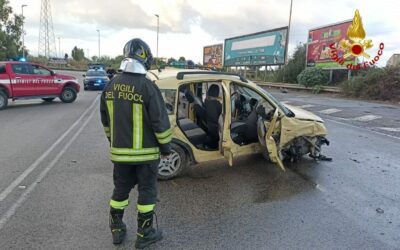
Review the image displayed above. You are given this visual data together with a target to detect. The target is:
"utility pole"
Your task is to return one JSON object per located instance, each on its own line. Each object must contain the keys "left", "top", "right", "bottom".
{"left": 285, "top": 0, "right": 293, "bottom": 65}
{"left": 155, "top": 14, "right": 159, "bottom": 58}
{"left": 96, "top": 29, "right": 100, "bottom": 60}
{"left": 21, "top": 4, "right": 27, "bottom": 58}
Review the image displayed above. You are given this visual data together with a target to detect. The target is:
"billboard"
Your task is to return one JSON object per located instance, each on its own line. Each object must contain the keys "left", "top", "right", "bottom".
{"left": 307, "top": 20, "right": 355, "bottom": 68}
{"left": 203, "top": 44, "right": 223, "bottom": 69}
{"left": 224, "top": 27, "right": 288, "bottom": 67}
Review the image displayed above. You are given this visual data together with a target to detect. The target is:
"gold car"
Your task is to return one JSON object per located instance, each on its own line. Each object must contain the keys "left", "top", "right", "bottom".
{"left": 150, "top": 69, "right": 329, "bottom": 180}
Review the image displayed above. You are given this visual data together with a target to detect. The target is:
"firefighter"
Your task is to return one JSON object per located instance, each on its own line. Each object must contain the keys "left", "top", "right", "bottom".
{"left": 100, "top": 38, "right": 171, "bottom": 249}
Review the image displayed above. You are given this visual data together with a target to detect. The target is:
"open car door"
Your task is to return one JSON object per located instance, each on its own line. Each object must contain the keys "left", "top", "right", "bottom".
{"left": 257, "top": 108, "right": 285, "bottom": 171}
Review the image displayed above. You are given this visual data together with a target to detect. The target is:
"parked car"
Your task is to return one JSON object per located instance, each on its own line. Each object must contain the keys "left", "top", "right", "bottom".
{"left": 83, "top": 69, "right": 109, "bottom": 90}
{"left": 146, "top": 69, "right": 330, "bottom": 180}
{"left": 0, "top": 61, "right": 80, "bottom": 110}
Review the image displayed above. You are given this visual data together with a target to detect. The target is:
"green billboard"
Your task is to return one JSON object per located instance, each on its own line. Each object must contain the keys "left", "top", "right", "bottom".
{"left": 224, "top": 27, "right": 288, "bottom": 66}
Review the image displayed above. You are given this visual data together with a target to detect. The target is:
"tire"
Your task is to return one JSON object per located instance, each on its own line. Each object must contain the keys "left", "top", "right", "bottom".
{"left": 157, "top": 143, "right": 188, "bottom": 180}
{"left": 0, "top": 91, "right": 8, "bottom": 110}
{"left": 42, "top": 97, "right": 55, "bottom": 102}
{"left": 60, "top": 87, "right": 77, "bottom": 103}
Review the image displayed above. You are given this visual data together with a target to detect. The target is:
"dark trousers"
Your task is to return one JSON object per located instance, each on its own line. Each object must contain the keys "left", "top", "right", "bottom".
{"left": 112, "top": 161, "right": 159, "bottom": 205}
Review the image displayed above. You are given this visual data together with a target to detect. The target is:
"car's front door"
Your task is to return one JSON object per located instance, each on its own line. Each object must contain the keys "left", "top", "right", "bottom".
{"left": 222, "top": 81, "right": 285, "bottom": 170}
{"left": 31, "top": 64, "right": 57, "bottom": 95}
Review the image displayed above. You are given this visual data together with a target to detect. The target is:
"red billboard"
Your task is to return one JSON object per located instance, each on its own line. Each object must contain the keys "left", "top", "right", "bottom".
{"left": 307, "top": 20, "right": 355, "bottom": 68}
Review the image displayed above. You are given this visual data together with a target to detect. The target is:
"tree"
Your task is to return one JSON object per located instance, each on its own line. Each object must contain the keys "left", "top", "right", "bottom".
{"left": 71, "top": 46, "right": 85, "bottom": 61}
{"left": 167, "top": 57, "right": 176, "bottom": 65}
{"left": 274, "top": 43, "right": 306, "bottom": 83}
{"left": 0, "top": 0, "right": 24, "bottom": 60}
{"left": 178, "top": 56, "right": 186, "bottom": 62}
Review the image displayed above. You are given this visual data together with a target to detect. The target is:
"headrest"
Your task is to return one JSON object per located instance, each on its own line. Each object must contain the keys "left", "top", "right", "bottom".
{"left": 207, "top": 84, "right": 219, "bottom": 97}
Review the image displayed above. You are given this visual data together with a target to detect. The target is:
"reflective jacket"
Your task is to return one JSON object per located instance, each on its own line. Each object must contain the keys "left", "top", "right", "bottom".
{"left": 100, "top": 72, "right": 171, "bottom": 164}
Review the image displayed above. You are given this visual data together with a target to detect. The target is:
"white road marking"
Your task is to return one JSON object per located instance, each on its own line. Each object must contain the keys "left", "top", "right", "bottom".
{"left": 0, "top": 96, "right": 100, "bottom": 203}
{"left": 0, "top": 99, "right": 99, "bottom": 230}
{"left": 319, "top": 108, "right": 341, "bottom": 114}
{"left": 325, "top": 118, "right": 400, "bottom": 140}
{"left": 376, "top": 127, "right": 400, "bottom": 132}
{"left": 299, "top": 104, "right": 315, "bottom": 108}
{"left": 353, "top": 115, "right": 382, "bottom": 122}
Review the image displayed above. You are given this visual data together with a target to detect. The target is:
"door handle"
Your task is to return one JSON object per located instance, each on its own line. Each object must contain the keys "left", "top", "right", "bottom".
{"left": 15, "top": 77, "right": 21, "bottom": 79}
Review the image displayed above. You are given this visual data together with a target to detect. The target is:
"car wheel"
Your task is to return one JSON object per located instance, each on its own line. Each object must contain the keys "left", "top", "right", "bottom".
{"left": 42, "top": 97, "right": 55, "bottom": 102}
{"left": 0, "top": 91, "right": 8, "bottom": 110}
{"left": 158, "top": 143, "right": 187, "bottom": 180}
{"left": 60, "top": 87, "right": 77, "bottom": 103}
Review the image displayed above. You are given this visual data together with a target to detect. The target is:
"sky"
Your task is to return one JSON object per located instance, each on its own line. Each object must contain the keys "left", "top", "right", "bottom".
{"left": 9, "top": 0, "right": 400, "bottom": 66}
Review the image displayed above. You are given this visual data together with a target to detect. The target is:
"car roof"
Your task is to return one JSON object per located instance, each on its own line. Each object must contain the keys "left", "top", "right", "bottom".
{"left": 148, "top": 68, "right": 257, "bottom": 89}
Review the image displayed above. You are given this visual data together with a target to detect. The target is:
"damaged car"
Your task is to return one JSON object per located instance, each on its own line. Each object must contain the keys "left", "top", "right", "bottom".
{"left": 148, "top": 70, "right": 330, "bottom": 180}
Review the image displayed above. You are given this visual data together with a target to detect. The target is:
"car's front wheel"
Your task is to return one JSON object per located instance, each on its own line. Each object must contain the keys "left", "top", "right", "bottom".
{"left": 158, "top": 143, "right": 187, "bottom": 180}
{"left": 60, "top": 87, "right": 77, "bottom": 103}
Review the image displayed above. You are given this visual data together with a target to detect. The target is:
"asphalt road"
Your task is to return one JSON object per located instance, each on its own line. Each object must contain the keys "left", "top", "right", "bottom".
{"left": 0, "top": 73, "right": 399, "bottom": 249}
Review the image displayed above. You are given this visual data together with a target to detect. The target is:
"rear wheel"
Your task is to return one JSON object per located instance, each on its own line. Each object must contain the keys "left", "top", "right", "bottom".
{"left": 158, "top": 143, "right": 188, "bottom": 180}
{"left": 42, "top": 97, "right": 55, "bottom": 102}
{"left": 0, "top": 91, "right": 8, "bottom": 110}
{"left": 60, "top": 87, "right": 77, "bottom": 103}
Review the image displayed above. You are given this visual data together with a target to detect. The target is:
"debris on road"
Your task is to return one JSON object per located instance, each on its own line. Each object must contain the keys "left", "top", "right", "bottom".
{"left": 18, "top": 185, "right": 26, "bottom": 190}
{"left": 376, "top": 208, "right": 384, "bottom": 214}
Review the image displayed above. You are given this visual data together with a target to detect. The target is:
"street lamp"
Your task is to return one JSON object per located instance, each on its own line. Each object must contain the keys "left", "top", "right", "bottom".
{"left": 96, "top": 29, "right": 100, "bottom": 60}
{"left": 21, "top": 4, "right": 27, "bottom": 58}
{"left": 58, "top": 37, "right": 61, "bottom": 58}
{"left": 154, "top": 14, "right": 159, "bottom": 58}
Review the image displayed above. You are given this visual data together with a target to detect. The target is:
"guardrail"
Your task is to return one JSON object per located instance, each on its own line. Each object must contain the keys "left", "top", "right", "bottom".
{"left": 254, "top": 81, "right": 341, "bottom": 93}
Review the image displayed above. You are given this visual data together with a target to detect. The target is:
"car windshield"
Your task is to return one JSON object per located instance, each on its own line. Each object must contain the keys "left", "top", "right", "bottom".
{"left": 87, "top": 71, "right": 106, "bottom": 76}
{"left": 252, "top": 83, "right": 294, "bottom": 117}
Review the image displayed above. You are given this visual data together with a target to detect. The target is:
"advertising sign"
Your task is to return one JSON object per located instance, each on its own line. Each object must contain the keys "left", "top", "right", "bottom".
{"left": 224, "top": 27, "right": 288, "bottom": 66}
{"left": 203, "top": 44, "right": 223, "bottom": 69}
{"left": 307, "top": 20, "right": 354, "bottom": 68}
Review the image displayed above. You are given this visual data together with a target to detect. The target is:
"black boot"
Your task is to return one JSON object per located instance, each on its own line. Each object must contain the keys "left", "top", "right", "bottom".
{"left": 135, "top": 211, "right": 163, "bottom": 249}
{"left": 109, "top": 208, "right": 126, "bottom": 245}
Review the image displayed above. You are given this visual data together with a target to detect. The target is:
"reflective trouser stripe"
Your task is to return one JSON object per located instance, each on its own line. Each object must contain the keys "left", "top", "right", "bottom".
{"left": 133, "top": 103, "right": 143, "bottom": 149}
{"left": 110, "top": 153, "right": 160, "bottom": 162}
{"left": 110, "top": 199, "right": 129, "bottom": 210}
{"left": 106, "top": 101, "right": 114, "bottom": 143}
{"left": 157, "top": 135, "right": 172, "bottom": 144}
{"left": 104, "top": 127, "right": 110, "bottom": 137}
{"left": 137, "top": 204, "right": 155, "bottom": 213}
{"left": 110, "top": 147, "right": 159, "bottom": 155}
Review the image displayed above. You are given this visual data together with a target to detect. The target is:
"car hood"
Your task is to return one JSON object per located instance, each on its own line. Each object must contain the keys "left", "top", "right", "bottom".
{"left": 284, "top": 104, "right": 323, "bottom": 122}
{"left": 85, "top": 76, "right": 109, "bottom": 80}
{"left": 54, "top": 73, "right": 76, "bottom": 80}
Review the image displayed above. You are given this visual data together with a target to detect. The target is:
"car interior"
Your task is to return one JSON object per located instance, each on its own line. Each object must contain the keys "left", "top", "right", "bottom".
{"left": 177, "top": 81, "right": 223, "bottom": 151}
{"left": 175, "top": 81, "right": 277, "bottom": 152}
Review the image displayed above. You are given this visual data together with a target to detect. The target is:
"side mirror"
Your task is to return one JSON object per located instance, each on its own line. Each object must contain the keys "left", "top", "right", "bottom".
{"left": 50, "top": 70, "right": 55, "bottom": 76}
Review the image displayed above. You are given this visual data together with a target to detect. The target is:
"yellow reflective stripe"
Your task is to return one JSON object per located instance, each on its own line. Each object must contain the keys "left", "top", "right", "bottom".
{"left": 155, "top": 128, "right": 172, "bottom": 139}
{"left": 157, "top": 135, "right": 172, "bottom": 144}
{"left": 133, "top": 103, "right": 143, "bottom": 149}
{"left": 110, "top": 199, "right": 129, "bottom": 210}
{"left": 111, "top": 147, "right": 159, "bottom": 155}
{"left": 137, "top": 204, "right": 155, "bottom": 213}
{"left": 110, "top": 153, "right": 160, "bottom": 162}
{"left": 106, "top": 101, "right": 114, "bottom": 144}
{"left": 104, "top": 127, "right": 110, "bottom": 132}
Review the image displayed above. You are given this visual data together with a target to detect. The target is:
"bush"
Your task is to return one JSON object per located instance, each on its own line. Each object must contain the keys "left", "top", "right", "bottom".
{"left": 297, "top": 68, "right": 329, "bottom": 87}
{"left": 340, "top": 67, "right": 400, "bottom": 101}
